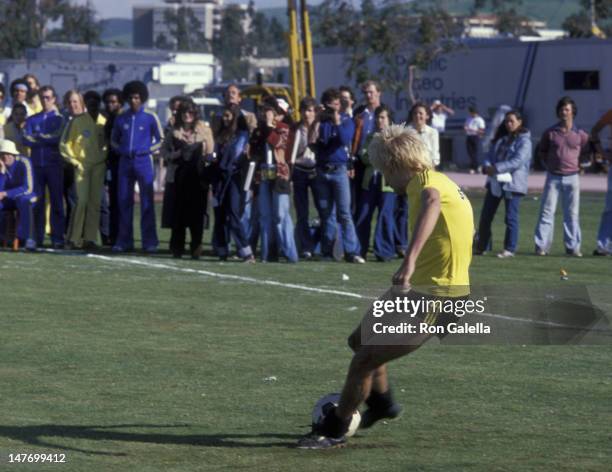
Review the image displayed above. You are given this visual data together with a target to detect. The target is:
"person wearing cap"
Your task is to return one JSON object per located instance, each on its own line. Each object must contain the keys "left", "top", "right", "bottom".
{"left": 0, "top": 139, "right": 37, "bottom": 250}
{"left": 110, "top": 80, "right": 164, "bottom": 253}
{"left": 23, "top": 85, "right": 66, "bottom": 248}
{"left": 59, "top": 91, "right": 107, "bottom": 250}
{"left": 249, "top": 96, "right": 298, "bottom": 263}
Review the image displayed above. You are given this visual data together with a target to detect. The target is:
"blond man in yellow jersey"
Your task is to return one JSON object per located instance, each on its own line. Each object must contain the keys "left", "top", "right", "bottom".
{"left": 60, "top": 91, "right": 107, "bottom": 249}
{"left": 298, "top": 125, "right": 474, "bottom": 449}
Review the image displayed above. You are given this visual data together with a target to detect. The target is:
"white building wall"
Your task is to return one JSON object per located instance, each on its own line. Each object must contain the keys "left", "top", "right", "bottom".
{"left": 314, "top": 39, "right": 612, "bottom": 166}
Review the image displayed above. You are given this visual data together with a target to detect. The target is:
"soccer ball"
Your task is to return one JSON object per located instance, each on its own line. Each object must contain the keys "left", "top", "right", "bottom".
{"left": 312, "top": 393, "right": 361, "bottom": 437}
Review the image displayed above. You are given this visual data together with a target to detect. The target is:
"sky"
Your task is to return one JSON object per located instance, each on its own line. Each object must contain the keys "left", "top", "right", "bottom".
{"left": 81, "top": 0, "right": 323, "bottom": 20}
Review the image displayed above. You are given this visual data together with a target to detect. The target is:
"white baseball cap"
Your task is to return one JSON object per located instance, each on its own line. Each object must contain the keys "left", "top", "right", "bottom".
{"left": 276, "top": 98, "right": 290, "bottom": 114}
{"left": 0, "top": 139, "right": 19, "bottom": 155}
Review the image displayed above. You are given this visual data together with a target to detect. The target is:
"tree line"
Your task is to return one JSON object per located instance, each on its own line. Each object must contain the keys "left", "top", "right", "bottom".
{"left": 0, "top": 0, "right": 609, "bottom": 85}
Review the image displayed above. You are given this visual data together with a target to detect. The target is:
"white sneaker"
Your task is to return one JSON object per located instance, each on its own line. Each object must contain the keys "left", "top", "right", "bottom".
{"left": 497, "top": 250, "right": 514, "bottom": 258}
{"left": 350, "top": 255, "right": 366, "bottom": 264}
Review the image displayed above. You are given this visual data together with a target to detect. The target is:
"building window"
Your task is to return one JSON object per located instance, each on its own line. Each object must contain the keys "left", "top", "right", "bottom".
{"left": 564, "top": 70, "right": 600, "bottom": 90}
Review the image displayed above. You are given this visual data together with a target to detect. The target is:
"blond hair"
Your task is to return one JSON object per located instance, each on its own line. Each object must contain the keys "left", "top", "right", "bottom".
{"left": 368, "top": 124, "right": 433, "bottom": 175}
{"left": 63, "top": 89, "right": 85, "bottom": 115}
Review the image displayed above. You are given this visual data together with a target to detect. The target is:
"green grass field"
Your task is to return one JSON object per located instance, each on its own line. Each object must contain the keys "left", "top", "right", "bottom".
{"left": 1, "top": 190, "right": 611, "bottom": 471}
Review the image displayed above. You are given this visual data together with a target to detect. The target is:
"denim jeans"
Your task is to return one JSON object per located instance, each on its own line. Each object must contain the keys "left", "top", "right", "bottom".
{"left": 257, "top": 180, "right": 298, "bottom": 262}
{"left": 596, "top": 170, "right": 612, "bottom": 252}
{"left": 312, "top": 165, "right": 360, "bottom": 257}
{"left": 273, "top": 192, "right": 298, "bottom": 262}
{"left": 534, "top": 173, "right": 581, "bottom": 252}
{"left": 213, "top": 173, "right": 252, "bottom": 258}
{"left": 354, "top": 175, "right": 396, "bottom": 259}
{"left": 477, "top": 189, "right": 522, "bottom": 253}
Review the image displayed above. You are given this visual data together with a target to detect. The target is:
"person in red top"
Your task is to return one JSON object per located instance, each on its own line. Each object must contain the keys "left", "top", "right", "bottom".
{"left": 534, "top": 96, "right": 589, "bottom": 257}
{"left": 591, "top": 109, "right": 612, "bottom": 255}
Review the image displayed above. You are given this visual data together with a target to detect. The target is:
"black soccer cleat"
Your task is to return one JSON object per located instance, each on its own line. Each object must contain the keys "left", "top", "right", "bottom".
{"left": 296, "top": 433, "right": 347, "bottom": 450}
{"left": 359, "top": 403, "right": 403, "bottom": 429}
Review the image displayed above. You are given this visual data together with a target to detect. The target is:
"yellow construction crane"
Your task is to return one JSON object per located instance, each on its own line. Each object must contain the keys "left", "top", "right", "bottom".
{"left": 287, "top": 0, "right": 316, "bottom": 120}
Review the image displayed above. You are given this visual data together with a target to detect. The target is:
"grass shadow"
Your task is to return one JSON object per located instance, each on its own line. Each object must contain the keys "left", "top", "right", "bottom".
{"left": 0, "top": 423, "right": 301, "bottom": 456}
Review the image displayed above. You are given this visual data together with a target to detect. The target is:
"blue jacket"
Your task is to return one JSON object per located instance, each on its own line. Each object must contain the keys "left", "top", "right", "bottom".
{"left": 23, "top": 110, "right": 65, "bottom": 167}
{"left": 316, "top": 113, "right": 355, "bottom": 166}
{"left": 218, "top": 131, "right": 249, "bottom": 174}
{"left": 484, "top": 130, "right": 532, "bottom": 195}
{"left": 110, "top": 107, "right": 164, "bottom": 158}
{"left": 0, "top": 156, "right": 36, "bottom": 201}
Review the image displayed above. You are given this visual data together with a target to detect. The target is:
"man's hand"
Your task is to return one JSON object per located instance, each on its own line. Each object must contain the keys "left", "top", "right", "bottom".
{"left": 392, "top": 258, "right": 415, "bottom": 293}
{"left": 333, "top": 110, "right": 341, "bottom": 125}
{"left": 392, "top": 187, "right": 441, "bottom": 292}
{"left": 0, "top": 191, "right": 7, "bottom": 201}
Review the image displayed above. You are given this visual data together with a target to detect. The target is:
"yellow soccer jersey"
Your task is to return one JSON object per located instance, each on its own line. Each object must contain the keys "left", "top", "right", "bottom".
{"left": 406, "top": 170, "right": 473, "bottom": 296}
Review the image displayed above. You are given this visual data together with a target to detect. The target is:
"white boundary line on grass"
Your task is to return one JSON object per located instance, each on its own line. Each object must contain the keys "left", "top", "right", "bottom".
{"left": 86, "top": 253, "right": 611, "bottom": 333}
{"left": 87, "top": 254, "right": 365, "bottom": 299}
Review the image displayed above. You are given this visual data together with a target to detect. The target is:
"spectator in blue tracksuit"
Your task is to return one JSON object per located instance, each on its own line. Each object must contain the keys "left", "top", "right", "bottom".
{"left": 211, "top": 104, "right": 255, "bottom": 262}
{"left": 22, "top": 85, "right": 65, "bottom": 248}
{"left": 475, "top": 109, "right": 532, "bottom": 258}
{"left": 354, "top": 105, "right": 397, "bottom": 261}
{"left": 110, "top": 81, "right": 163, "bottom": 252}
{"left": 0, "top": 139, "right": 37, "bottom": 250}
{"left": 313, "top": 88, "right": 364, "bottom": 263}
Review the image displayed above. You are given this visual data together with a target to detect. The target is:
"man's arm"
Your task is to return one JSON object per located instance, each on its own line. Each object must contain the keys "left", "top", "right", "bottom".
{"left": 5, "top": 159, "right": 34, "bottom": 199}
{"left": 0, "top": 159, "right": 6, "bottom": 193}
{"left": 38, "top": 115, "right": 65, "bottom": 145}
{"left": 337, "top": 115, "right": 355, "bottom": 147}
{"left": 392, "top": 187, "right": 441, "bottom": 289}
{"left": 22, "top": 117, "right": 38, "bottom": 147}
{"left": 58, "top": 118, "right": 81, "bottom": 169}
{"left": 149, "top": 112, "right": 164, "bottom": 154}
{"left": 538, "top": 130, "right": 550, "bottom": 165}
{"left": 110, "top": 116, "right": 122, "bottom": 152}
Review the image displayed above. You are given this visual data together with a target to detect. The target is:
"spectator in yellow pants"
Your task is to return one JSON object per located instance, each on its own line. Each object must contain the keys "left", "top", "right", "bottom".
{"left": 59, "top": 91, "right": 107, "bottom": 250}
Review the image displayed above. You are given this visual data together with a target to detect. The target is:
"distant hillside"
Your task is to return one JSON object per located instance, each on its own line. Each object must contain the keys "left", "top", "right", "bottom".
{"left": 260, "top": 0, "right": 583, "bottom": 30}
{"left": 100, "top": 18, "right": 132, "bottom": 47}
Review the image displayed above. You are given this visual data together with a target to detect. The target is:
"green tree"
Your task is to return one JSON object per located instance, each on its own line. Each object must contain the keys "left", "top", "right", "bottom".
{"left": 46, "top": 2, "right": 102, "bottom": 45}
{"left": 213, "top": 5, "right": 251, "bottom": 81}
{"left": 0, "top": 0, "right": 101, "bottom": 58}
{"left": 311, "top": 0, "right": 463, "bottom": 99}
{"left": 157, "top": 6, "right": 210, "bottom": 52}
{"left": 563, "top": 0, "right": 612, "bottom": 37}
{"left": 472, "top": 0, "right": 534, "bottom": 37}
{"left": 248, "top": 11, "right": 286, "bottom": 58}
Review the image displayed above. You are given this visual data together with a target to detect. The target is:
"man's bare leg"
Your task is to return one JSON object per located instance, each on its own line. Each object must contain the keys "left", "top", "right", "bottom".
{"left": 335, "top": 337, "right": 429, "bottom": 420}
{"left": 347, "top": 327, "right": 389, "bottom": 396}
